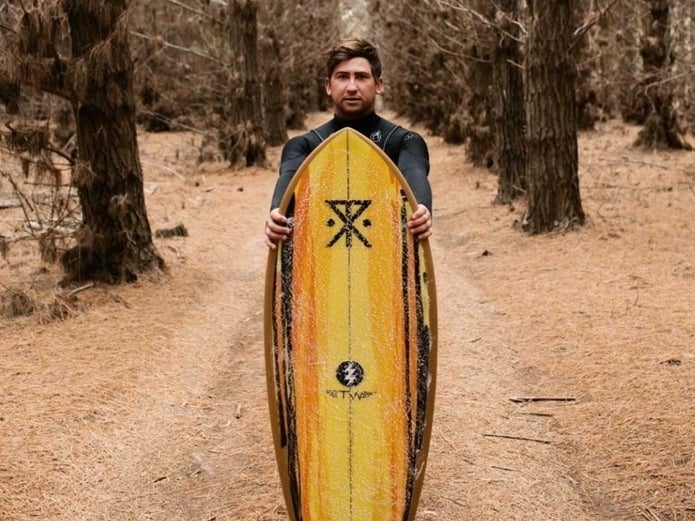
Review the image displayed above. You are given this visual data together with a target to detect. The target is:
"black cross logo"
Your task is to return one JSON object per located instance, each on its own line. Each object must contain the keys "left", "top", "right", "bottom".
{"left": 325, "top": 199, "right": 373, "bottom": 248}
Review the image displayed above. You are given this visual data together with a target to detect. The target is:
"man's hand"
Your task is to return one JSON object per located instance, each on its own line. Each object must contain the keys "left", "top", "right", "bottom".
{"left": 408, "top": 204, "right": 433, "bottom": 240}
{"left": 265, "top": 208, "right": 291, "bottom": 249}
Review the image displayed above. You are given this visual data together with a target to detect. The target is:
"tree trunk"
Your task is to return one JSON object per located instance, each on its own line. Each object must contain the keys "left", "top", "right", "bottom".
{"left": 617, "top": 5, "right": 645, "bottom": 123}
{"left": 523, "top": 0, "right": 585, "bottom": 234}
{"left": 261, "top": 29, "right": 287, "bottom": 147}
{"left": 0, "top": 79, "right": 20, "bottom": 114}
{"left": 633, "top": 0, "right": 691, "bottom": 150}
{"left": 670, "top": 0, "right": 695, "bottom": 128}
{"left": 574, "top": 5, "right": 601, "bottom": 130}
{"left": 463, "top": 33, "right": 495, "bottom": 167}
{"left": 276, "top": 0, "right": 340, "bottom": 129}
{"left": 492, "top": 0, "right": 527, "bottom": 204}
{"left": 223, "top": 0, "right": 266, "bottom": 167}
{"left": 63, "top": 0, "right": 163, "bottom": 283}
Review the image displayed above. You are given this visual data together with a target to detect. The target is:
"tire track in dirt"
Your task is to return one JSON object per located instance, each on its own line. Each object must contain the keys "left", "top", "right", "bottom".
{"left": 410, "top": 134, "right": 601, "bottom": 521}
{"left": 420, "top": 233, "right": 597, "bottom": 520}
{"left": 102, "top": 170, "right": 281, "bottom": 520}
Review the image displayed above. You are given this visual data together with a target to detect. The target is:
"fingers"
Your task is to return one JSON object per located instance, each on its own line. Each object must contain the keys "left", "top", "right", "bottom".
{"left": 265, "top": 208, "right": 291, "bottom": 249}
{"left": 408, "top": 204, "right": 433, "bottom": 240}
{"left": 267, "top": 205, "right": 431, "bottom": 248}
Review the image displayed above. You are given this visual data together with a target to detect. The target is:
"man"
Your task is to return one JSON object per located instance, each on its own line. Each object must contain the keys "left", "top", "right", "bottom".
{"left": 264, "top": 38, "right": 433, "bottom": 248}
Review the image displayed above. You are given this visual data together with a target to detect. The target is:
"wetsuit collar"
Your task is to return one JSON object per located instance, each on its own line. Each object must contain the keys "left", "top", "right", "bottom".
{"left": 332, "top": 112, "right": 380, "bottom": 134}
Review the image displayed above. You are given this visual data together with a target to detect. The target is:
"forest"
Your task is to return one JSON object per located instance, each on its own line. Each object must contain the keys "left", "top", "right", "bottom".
{"left": 1, "top": 0, "right": 694, "bottom": 282}
{"left": 1, "top": 1, "right": 694, "bottom": 521}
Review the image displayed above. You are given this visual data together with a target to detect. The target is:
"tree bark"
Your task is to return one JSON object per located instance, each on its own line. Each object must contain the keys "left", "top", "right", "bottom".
{"left": 223, "top": 0, "right": 266, "bottom": 167}
{"left": 523, "top": 0, "right": 585, "bottom": 234}
{"left": 670, "top": 0, "right": 695, "bottom": 128}
{"left": 573, "top": 5, "right": 601, "bottom": 130}
{"left": 61, "top": 0, "right": 163, "bottom": 283}
{"left": 0, "top": 79, "right": 20, "bottom": 114}
{"left": 492, "top": 0, "right": 527, "bottom": 204}
{"left": 463, "top": 42, "right": 495, "bottom": 167}
{"left": 261, "top": 29, "right": 287, "bottom": 147}
{"left": 632, "top": 0, "right": 691, "bottom": 150}
{"left": 462, "top": 1, "right": 496, "bottom": 165}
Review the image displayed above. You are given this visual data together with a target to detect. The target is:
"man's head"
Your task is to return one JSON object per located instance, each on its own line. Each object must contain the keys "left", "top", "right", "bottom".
{"left": 325, "top": 38, "right": 383, "bottom": 79}
{"left": 324, "top": 38, "right": 384, "bottom": 119}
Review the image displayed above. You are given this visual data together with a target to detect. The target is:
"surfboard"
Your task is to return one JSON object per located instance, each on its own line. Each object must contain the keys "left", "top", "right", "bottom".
{"left": 264, "top": 127, "right": 437, "bottom": 521}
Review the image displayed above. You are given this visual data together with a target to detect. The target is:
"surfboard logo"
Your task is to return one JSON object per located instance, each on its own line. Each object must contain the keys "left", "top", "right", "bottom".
{"left": 325, "top": 199, "right": 373, "bottom": 248}
{"left": 335, "top": 360, "right": 365, "bottom": 387}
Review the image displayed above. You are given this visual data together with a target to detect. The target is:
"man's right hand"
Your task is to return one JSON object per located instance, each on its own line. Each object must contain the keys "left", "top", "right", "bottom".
{"left": 264, "top": 208, "right": 292, "bottom": 249}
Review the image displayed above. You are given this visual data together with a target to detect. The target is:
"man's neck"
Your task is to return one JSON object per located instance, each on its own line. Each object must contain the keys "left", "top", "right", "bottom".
{"left": 333, "top": 111, "right": 379, "bottom": 128}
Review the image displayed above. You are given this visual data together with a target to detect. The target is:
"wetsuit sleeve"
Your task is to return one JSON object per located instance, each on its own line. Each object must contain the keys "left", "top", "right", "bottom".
{"left": 397, "top": 132, "right": 432, "bottom": 211}
{"left": 270, "top": 135, "right": 313, "bottom": 209}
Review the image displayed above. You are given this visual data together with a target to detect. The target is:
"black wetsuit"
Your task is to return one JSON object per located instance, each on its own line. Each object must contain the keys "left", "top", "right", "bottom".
{"left": 271, "top": 112, "right": 432, "bottom": 210}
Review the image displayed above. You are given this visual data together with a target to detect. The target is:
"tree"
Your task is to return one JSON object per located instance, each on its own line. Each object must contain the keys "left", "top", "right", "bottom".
{"left": 128, "top": 0, "right": 231, "bottom": 135}
{"left": 221, "top": 0, "right": 266, "bottom": 167}
{"left": 670, "top": 0, "right": 695, "bottom": 129}
{"left": 492, "top": 0, "right": 527, "bottom": 204}
{"left": 261, "top": 29, "right": 287, "bottom": 146}
{"left": 462, "top": 25, "right": 495, "bottom": 167}
{"left": 573, "top": 5, "right": 603, "bottom": 131}
{"left": 372, "top": 1, "right": 471, "bottom": 141}
{"left": 272, "top": 0, "right": 341, "bottom": 128}
{"left": 523, "top": 0, "right": 586, "bottom": 234}
{"left": 0, "top": 1, "right": 163, "bottom": 283}
{"left": 127, "top": 0, "right": 342, "bottom": 151}
{"left": 632, "top": 0, "right": 691, "bottom": 150}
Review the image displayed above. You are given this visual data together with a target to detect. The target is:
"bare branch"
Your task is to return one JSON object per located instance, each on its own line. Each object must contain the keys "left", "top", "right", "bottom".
{"left": 14, "top": 56, "right": 71, "bottom": 99}
{"left": 435, "top": 0, "right": 525, "bottom": 41}
{"left": 156, "top": 0, "right": 214, "bottom": 21}
{"left": 482, "top": 433, "right": 553, "bottom": 444}
{"left": 571, "top": 0, "right": 621, "bottom": 47}
{"left": 130, "top": 30, "right": 223, "bottom": 64}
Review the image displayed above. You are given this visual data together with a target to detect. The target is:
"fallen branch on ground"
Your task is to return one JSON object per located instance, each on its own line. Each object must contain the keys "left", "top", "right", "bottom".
{"left": 641, "top": 507, "right": 664, "bottom": 521}
{"left": 482, "top": 433, "right": 552, "bottom": 444}
{"left": 510, "top": 396, "right": 576, "bottom": 403}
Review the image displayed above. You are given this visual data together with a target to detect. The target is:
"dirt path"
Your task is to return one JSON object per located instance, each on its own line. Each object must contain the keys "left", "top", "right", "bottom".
{"left": 1, "top": 115, "right": 693, "bottom": 521}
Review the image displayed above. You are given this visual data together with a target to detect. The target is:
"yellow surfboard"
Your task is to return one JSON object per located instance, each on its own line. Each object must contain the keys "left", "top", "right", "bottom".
{"left": 264, "top": 127, "right": 437, "bottom": 521}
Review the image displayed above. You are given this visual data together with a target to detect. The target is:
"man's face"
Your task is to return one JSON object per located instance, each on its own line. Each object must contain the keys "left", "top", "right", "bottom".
{"left": 325, "top": 57, "right": 383, "bottom": 119}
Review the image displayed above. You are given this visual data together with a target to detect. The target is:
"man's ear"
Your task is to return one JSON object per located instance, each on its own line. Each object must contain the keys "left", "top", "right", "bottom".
{"left": 375, "top": 77, "right": 384, "bottom": 95}
{"left": 325, "top": 77, "right": 331, "bottom": 95}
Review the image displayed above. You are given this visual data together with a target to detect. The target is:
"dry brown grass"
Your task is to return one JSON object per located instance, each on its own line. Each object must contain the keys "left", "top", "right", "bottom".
{"left": 1, "top": 115, "right": 693, "bottom": 520}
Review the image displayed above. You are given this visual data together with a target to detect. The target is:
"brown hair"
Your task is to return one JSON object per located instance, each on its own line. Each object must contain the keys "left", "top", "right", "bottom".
{"left": 325, "top": 38, "right": 382, "bottom": 79}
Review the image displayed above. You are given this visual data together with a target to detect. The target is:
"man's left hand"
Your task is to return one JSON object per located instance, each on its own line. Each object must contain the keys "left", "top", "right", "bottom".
{"left": 408, "top": 204, "right": 433, "bottom": 240}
